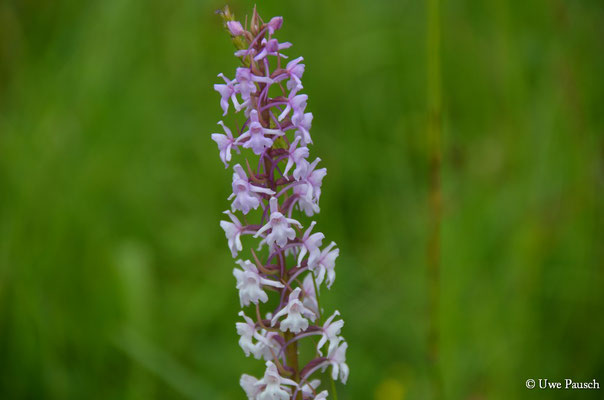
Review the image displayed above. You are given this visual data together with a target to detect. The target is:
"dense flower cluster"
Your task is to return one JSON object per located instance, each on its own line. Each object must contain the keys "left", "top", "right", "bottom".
{"left": 212, "top": 7, "right": 348, "bottom": 400}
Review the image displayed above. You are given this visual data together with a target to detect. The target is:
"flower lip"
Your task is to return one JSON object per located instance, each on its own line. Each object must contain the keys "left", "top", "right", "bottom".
{"left": 265, "top": 38, "right": 279, "bottom": 52}
{"left": 233, "top": 182, "right": 248, "bottom": 193}
{"left": 249, "top": 121, "right": 264, "bottom": 134}
{"left": 246, "top": 275, "right": 258, "bottom": 285}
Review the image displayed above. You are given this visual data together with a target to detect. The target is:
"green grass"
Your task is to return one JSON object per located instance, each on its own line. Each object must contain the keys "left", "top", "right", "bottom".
{"left": 1, "top": 0, "right": 603, "bottom": 399}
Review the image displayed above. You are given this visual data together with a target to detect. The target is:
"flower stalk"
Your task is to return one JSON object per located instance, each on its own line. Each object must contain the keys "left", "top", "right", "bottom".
{"left": 427, "top": 0, "right": 443, "bottom": 398}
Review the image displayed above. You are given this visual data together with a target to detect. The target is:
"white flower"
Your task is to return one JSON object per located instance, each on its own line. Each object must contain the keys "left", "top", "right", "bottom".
{"left": 220, "top": 210, "right": 245, "bottom": 257}
{"left": 278, "top": 91, "right": 307, "bottom": 122}
{"left": 211, "top": 121, "right": 238, "bottom": 167}
{"left": 325, "top": 340, "right": 349, "bottom": 384}
{"left": 293, "top": 182, "right": 320, "bottom": 217}
{"left": 255, "top": 361, "right": 298, "bottom": 400}
{"left": 272, "top": 56, "right": 305, "bottom": 91}
{"left": 229, "top": 164, "right": 275, "bottom": 214}
{"left": 254, "top": 197, "right": 302, "bottom": 248}
{"left": 315, "top": 390, "right": 329, "bottom": 400}
{"left": 282, "top": 136, "right": 309, "bottom": 177}
{"left": 237, "top": 110, "right": 284, "bottom": 155}
{"left": 233, "top": 260, "right": 284, "bottom": 307}
{"left": 214, "top": 73, "right": 241, "bottom": 116}
{"left": 254, "top": 329, "right": 282, "bottom": 361}
{"left": 271, "top": 288, "right": 316, "bottom": 333}
{"left": 311, "top": 242, "right": 339, "bottom": 288}
{"left": 294, "top": 112, "right": 313, "bottom": 146}
{"left": 301, "top": 379, "right": 321, "bottom": 398}
{"left": 236, "top": 311, "right": 258, "bottom": 357}
{"left": 295, "top": 158, "right": 326, "bottom": 201}
{"left": 235, "top": 68, "right": 271, "bottom": 101}
{"left": 317, "top": 311, "right": 344, "bottom": 356}
{"left": 254, "top": 38, "right": 292, "bottom": 61}
{"left": 297, "top": 221, "right": 324, "bottom": 267}
{"left": 240, "top": 374, "right": 261, "bottom": 399}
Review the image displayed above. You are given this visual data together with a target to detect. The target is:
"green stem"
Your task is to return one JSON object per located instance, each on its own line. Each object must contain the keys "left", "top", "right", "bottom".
{"left": 331, "top": 374, "right": 339, "bottom": 400}
{"left": 427, "top": 0, "right": 443, "bottom": 399}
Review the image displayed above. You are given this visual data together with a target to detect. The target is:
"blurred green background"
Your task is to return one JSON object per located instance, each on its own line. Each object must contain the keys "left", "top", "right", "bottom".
{"left": 1, "top": 0, "right": 603, "bottom": 399}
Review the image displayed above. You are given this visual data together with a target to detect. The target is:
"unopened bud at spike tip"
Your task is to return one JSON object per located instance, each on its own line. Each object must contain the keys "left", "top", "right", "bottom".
{"left": 227, "top": 20, "right": 245, "bottom": 36}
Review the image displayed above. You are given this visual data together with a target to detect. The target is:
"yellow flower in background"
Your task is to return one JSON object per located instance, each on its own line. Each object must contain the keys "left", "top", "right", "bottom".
{"left": 374, "top": 378, "right": 406, "bottom": 400}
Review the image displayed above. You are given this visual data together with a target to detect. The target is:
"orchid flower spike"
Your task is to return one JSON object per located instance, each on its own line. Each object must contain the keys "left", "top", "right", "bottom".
{"left": 212, "top": 8, "right": 349, "bottom": 395}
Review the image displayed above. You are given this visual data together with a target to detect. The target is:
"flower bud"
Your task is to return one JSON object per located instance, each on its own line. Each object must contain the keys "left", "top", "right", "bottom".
{"left": 267, "top": 16, "right": 283, "bottom": 34}
{"left": 227, "top": 21, "right": 245, "bottom": 36}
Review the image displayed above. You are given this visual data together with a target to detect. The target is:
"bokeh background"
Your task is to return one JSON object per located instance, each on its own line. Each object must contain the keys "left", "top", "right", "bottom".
{"left": 1, "top": 0, "right": 603, "bottom": 399}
